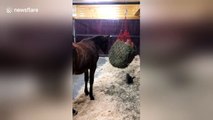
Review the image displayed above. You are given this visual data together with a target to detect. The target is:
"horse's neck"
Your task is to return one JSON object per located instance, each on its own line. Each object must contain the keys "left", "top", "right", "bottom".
{"left": 90, "top": 39, "right": 101, "bottom": 50}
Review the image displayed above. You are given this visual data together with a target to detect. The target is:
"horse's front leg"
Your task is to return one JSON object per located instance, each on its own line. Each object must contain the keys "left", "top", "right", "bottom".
{"left": 84, "top": 70, "right": 89, "bottom": 96}
{"left": 89, "top": 67, "right": 96, "bottom": 100}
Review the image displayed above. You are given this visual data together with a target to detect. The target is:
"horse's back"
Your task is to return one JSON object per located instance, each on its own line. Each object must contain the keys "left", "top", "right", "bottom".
{"left": 73, "top": 40, "right": 97, "bottom": 56}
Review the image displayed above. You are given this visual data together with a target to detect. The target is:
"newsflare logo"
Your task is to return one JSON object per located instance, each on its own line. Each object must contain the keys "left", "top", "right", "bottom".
{"left": 6, "top": 7, "right": 13, "bottom": 14}
{"left": 6, "top": 7, "right": 39, "bottom": 14}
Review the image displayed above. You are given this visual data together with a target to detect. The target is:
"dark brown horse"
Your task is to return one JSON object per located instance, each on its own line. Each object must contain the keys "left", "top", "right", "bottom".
{"left": 72, "top": 36, "right": 109, "bottom": 100}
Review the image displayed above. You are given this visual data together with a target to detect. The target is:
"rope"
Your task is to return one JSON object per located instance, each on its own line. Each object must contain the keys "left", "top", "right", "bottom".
{"left": 117, "top": 0, "right": 132, "bottom": 42}
{"left": 124, "top": 8, "right": 128, "bottom": 31}
{"left": 124, "top": 0, "right": 128, "bottom": 31}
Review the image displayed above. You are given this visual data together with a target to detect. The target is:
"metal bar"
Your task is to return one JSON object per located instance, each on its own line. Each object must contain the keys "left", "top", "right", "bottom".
{"left": 73, "top": 1, "right": 140, "bottom": 5}
{"left": 73, "top": 18, "right": 76, "bottom": 43}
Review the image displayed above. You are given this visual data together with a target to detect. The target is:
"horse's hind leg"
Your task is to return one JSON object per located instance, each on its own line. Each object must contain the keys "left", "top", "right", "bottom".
{"left": 89, "top": 67, "right": 96, "bottom": 100}
{"left": 84, "top": 70, "right": 89, "bottom": 96}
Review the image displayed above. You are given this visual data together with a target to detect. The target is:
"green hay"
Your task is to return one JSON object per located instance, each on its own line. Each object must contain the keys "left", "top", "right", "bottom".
{"left": 109, "top": 40, "right": 136, "bottom": 68}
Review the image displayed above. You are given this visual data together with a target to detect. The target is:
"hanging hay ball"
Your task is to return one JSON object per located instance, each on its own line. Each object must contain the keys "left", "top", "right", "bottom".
{"left": 109, "top": 40, "right": 136, "bottom": 68}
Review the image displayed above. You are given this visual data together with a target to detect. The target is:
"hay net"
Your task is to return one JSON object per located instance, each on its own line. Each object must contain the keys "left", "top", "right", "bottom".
{"left": 109, "top": 16, "right": 136, "bottom": 68}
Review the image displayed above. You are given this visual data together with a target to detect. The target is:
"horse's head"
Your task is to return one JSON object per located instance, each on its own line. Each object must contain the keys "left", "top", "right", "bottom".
{"left": 92, "top": 35, "right": 110, "bottom": 54}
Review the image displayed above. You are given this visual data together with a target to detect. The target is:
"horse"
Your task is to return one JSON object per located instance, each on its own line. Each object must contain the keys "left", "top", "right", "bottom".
{"left": 72, "top": 35, "right": 109, "bottom": 100}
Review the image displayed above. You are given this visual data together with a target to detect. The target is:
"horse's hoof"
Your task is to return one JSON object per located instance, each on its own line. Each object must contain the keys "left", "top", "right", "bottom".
{"left": 90, "top": 96, "right": 95, "bottom": 100}
{"left": 73, "top": 109, "right": 78, "bottom": 116}
{"left": 84, "top": 91, "right": 89, "bottom": 96}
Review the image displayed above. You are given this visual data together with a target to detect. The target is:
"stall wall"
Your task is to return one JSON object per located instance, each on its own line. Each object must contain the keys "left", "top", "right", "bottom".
{"left": 74, "top": 19, "right": 140, "bottom": 54}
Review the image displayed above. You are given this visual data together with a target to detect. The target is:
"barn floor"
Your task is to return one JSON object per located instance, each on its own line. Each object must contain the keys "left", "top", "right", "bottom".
{"left": 73, "top": 55, "right": 140, "bottom": 120}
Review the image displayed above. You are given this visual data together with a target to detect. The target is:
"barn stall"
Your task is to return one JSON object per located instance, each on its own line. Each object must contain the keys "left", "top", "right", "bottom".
{"left": 72, "top": 0, "right": 140, "bottom": 120}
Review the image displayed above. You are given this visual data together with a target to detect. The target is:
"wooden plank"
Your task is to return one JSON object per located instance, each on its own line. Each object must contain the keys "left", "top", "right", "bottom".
{"left": 73, "top": 4, "right": 140, "bottom": 19}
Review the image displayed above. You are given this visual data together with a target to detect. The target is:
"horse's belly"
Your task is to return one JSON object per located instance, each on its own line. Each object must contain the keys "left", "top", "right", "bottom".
{"left": 73, "top": 63, "right": 89, "bottom": 74}
{"left": 73, "top": 68, "right": 86, "bottom": 75}
{"left": 73, "top": 71, "right": 83, "bottom": 75}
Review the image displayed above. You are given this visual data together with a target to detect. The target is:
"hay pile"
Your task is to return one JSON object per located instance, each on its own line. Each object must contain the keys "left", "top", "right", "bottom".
{"left": 73, "top": 55, "right": 140, "bottom": 120}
